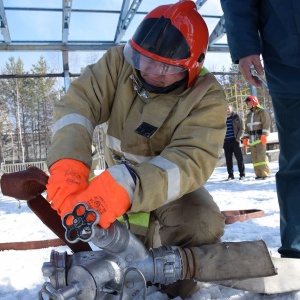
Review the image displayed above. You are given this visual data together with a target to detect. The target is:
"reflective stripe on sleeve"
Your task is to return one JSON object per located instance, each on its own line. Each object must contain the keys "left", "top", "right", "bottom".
{"left": 107, "top": 164, "right": 135, "bottom": 203}
{"left": 262, "top": 129, "right": 270, "bottom": 134}
{"left": 149, "top": 156, "right": 180, "bottom": 201}
{"left": 52, "top": 113, "right": 94, "bottom": 139}
{"left": 106, "top": 134, "right": 121, "bottom": 152}
{"left": 106, "top": 134, "right": 154, "bottom": 163}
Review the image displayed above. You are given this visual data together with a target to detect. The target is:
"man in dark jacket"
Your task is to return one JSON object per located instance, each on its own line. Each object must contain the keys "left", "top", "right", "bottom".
{"left": 221, "top": 0, "right": 300, "bottom": 259}
{"left": 223, "top": 104, "right": 245, "bottom": 180}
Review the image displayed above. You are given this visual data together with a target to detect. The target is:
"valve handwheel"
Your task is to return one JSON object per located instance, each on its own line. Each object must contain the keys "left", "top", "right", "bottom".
{"left": 62, "top": 203, "right": 99, "bottom": 243}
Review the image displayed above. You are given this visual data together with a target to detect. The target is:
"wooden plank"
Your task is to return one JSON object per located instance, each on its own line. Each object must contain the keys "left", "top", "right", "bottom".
{"left": 0, "top": 238, "right": 65, "bottom": 251}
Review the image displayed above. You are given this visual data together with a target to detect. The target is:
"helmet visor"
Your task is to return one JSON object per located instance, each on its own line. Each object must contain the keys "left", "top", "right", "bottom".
{"left": 124, "top": 42, "right": 187, "bottom": 75}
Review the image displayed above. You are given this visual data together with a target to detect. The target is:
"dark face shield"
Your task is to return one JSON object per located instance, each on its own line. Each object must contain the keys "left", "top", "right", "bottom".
{"left": 124, "top": 43, "right": 186, "bottom": 76}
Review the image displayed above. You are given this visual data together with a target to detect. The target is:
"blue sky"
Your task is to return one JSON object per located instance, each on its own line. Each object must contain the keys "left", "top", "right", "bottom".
{"left": 0, "top": 0, "right": 233, "bottom": 73}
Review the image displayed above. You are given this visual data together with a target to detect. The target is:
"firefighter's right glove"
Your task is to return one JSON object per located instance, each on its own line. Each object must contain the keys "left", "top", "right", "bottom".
{"left": 260, "top": 135, "right": 267, "bottom": 145}
{"left": 243, "top": 138, "right": 249, "bottom": 147}
{"left": 60, "top": 165, "right": 135, "bottom": 229}
{"left": 46, "top": 159, "right": 89, "bottom": 216}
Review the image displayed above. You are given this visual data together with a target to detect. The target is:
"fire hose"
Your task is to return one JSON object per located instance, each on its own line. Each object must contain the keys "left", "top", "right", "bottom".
{"left": 38, "top": 203, "right": 276, "bottom": 300}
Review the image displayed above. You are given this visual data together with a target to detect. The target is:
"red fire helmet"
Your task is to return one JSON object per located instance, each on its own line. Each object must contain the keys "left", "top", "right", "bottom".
{"left": 124, "top": 0, "right": 209, "bottom": 87}
{"left": 245, "top": 95, "right": 259, "bottom": 107}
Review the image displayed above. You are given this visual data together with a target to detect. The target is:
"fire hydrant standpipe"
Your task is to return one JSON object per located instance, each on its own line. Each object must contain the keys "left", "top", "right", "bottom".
{"left": 39, "top": 203, "right": 276, "bottom": 300}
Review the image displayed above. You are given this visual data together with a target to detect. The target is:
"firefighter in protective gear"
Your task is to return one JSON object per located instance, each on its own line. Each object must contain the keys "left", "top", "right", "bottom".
{"left": 46, "top": 1, "right": 227, "bottom": 298}
{"left": 243, "top": 95, "right": 271, "bottom": 179}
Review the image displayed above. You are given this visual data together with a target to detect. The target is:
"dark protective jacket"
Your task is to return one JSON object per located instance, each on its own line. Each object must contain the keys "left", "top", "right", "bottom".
{"left": 231, "top": 112, "right": 244, "bottom": 142}
{"left": 221, "top": 0, "right": 300, "bottom": 99}
{"left": 47, "top": 46, "right": 227, "bottom": 213}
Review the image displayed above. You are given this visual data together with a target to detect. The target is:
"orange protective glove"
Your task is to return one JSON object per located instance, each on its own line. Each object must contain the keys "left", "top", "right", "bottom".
{"left": 243, "top": 138, "right": 249, "bottom": 147}
{"left": 46, "top": 158, "right": 89, "bottom": 216}
{"left": 61, "top": 165, "right": 135, "bottom": 229}
{"left": 260, "top": 135, "right": 267, "bottom": 145}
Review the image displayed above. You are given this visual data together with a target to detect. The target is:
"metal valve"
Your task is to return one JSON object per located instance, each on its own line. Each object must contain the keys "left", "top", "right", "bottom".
{"left": 38, "top": 281, "right": 82, "bottom": 300}
{"left": 250, "top": 65, "right": 268, "bottom": 89}
{"left": 62, "top": 203, "right": 99, "bottom": 243}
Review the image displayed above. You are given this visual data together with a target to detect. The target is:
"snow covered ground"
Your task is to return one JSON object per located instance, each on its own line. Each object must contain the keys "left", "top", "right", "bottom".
{"left": 1, "top": 160, "right": 300, "bottom": 300}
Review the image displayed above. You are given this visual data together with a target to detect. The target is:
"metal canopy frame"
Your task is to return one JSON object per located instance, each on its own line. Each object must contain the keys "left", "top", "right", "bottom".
{"left": 0, "top": 0, "right": 228, "bottom": 90}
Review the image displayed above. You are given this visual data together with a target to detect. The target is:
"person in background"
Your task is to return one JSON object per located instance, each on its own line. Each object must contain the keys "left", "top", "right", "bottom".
{"left": 223, "top": 104, "right": 245, "bottom": 180}
{"left": 45, "top": 1, "right": 227, "bottom": 297}
{"left": 221, "top": 0, "right": 300, "bottom": 259}
{"left": 243, "top": 96, "right": 270, "bottom": 179}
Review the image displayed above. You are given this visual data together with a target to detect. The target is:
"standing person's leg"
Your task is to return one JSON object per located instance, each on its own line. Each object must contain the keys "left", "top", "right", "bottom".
{"left": 273, "top": 97, "right": 300, "bottom": 258}
{"left": 145, "top": 187, "right": 225, "bottom": 298}
{"left": 255, "top": 143, "right": 270, "bottom": 177}
{"left": 224, "top": 140, "right": 234, "bottom": 178}
{"left": 233, "top": 141, "right": 245, "bottom": 178}
{"left": 250, "top": 145, "right": 260, "bottom": 177}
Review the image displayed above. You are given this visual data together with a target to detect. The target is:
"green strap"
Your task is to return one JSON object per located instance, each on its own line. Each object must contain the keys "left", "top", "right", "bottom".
{"left": 249, "top": 140, "right": 262, "bottom": 146}
{"left": 117, "top": 212, "right": 150, "bottom": 228}
{"left": 199, "top": 66, "right": 209, "bottom": 76}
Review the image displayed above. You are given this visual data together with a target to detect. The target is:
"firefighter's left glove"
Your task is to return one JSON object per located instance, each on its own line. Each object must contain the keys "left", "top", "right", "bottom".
{"left": 0, "top": 166, "right": 49, "bottom": 200}
{"left": 260, "top": 135, "right": 267, "bottom": 145}
{"left": 46, "top": 159, "right": 89, "bottom": 216}
{"left": 64, "top": 165, "right": 135, "bottom": 229}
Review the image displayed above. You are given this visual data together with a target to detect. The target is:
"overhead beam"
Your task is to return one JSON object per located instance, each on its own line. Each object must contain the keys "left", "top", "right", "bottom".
{"left": 4, "top": 6, "right": 221, "bottom": 19}
{"left": 0, "top": 71, "right": 240, "bottom": 80}
{"left": 61, "top": 0, "right": 72, "bottom": 89}
{"left": 0, "top": 41, "right": 229, "bottom": 52}
{"left": 209, "top": 15, "right": 226, "bottom": 45}
{"left": 4, "top": 6, "right": 147, "bottom": 14}
{"left": 114, "top": 0, "right": 143, "bottom": 44}
{"left": 195, "top": 0, "right": 208, "bottom": 8}
{"left": 62, "top": 50, "right": 70, "bottom": 91}
{"left": 0, "top": 0, "right": 11, "bottom": 43}
{"left": 208, "top": 44, "right": 229, "bottom": 52}
{"left": 62, "top": 0, "right": 72, "bottom": 44}
{"left": 195, "top": 0, "right": 226, "bottom": 51}
{"left": 0, "top": 72, "right": 80, "bottom": 79}
{"left": 0, "top": 1, "right": 229, "bottom": 56}
{"left": 114, "top": 0, "right": 130, "bottom": 44}
{"left": 0, "top": 41, "right": 122, "bottom": 51}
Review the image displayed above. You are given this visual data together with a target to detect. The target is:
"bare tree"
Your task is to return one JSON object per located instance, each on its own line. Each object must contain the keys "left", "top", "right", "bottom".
{"left": 0, "top": 56, "right": 58, "bottom": 164}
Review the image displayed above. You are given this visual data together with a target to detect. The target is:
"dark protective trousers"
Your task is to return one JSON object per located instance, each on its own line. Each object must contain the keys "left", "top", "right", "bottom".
{"left": 144, "top": 186, "right": 225, "bottom": 248}
{"left": 223, "top": 139, "right": 245, "bottom": 177}
{"left": 272, "top": 96, "right": 300, "bottom": 258}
